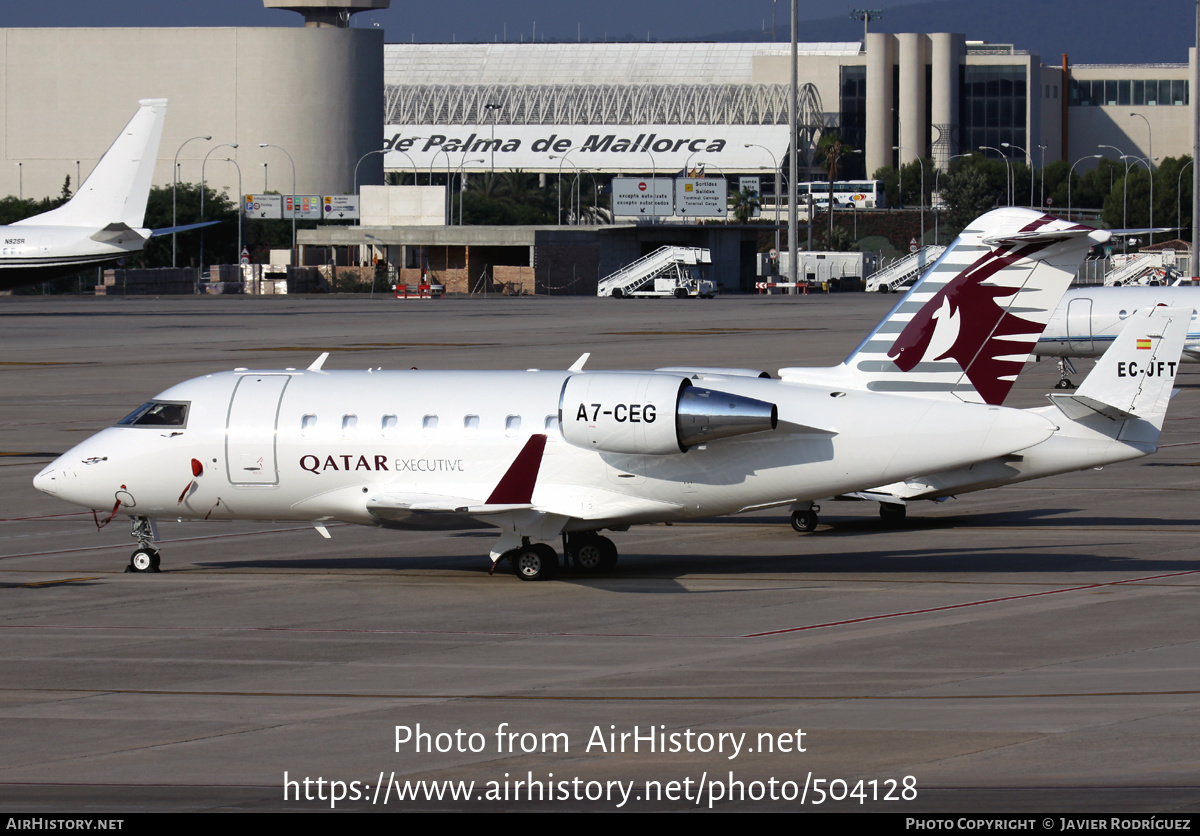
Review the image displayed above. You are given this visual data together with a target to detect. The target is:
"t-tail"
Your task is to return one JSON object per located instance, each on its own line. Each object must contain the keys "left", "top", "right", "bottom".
{"left": 14, "top": 98, "right": 167, "bottom": 231}
{"left": 782, "top": 208, "right": 1109, "bottom": 404}
{"left": 1050, "top": 304, "right": 1189, "bottom": 439}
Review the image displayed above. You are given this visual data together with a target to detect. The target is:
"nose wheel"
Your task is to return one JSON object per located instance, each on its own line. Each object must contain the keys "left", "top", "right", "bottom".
{"left": 125, "top": 516, "right": 161, "bottom": 573}
{"left": 127, "top": 547, "right": 161, "bottom": 573}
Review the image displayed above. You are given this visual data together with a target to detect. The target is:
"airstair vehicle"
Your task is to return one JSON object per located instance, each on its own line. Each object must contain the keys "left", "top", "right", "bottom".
{"left": 864, "top": 245, "right": 946, "bottom": 293}
{"left": 597, "top": 246, "right": 716, "bottom": 298}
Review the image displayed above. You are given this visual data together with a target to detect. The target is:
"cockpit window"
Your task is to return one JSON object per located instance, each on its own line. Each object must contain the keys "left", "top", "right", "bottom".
{"left": 116, "top": 401, "right": 189, "bottom": 428}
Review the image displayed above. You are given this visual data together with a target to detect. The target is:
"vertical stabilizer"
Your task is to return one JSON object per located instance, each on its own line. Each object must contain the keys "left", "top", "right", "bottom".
{"left": 798, "top": 208, "right": 1108, "bottom": 404}
{"left": 15, "top": 99, "right": 167, "bottom": 230}
{"left": 1051, "top": 305, "right": 1189, "bottom": 432}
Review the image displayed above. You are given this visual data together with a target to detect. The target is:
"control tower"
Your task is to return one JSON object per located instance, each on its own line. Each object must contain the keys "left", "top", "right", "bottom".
{"left": 264, "top": 0, "right": 390, "bottom": 28}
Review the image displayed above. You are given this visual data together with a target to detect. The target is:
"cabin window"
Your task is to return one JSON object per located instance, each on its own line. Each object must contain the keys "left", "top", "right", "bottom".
{"left": 116, "top": 401, "right": 189, "bottom": 428}
{"left": 301, "top": 414, "right": 318, "bottom": 436}
{"left": 381, "top": 414, "right": 398, "bottom": 437}
{"left": 505, "top": 415, "right": 521, "bottom": 437}
{"left": 422, "top": 414, "right": 438, "bottom": 433}
{"left": 341, "top": 414, "right": 358, "bottom": 437}
{"left": 464, "top": 414, "right": 480, "bottom": 436}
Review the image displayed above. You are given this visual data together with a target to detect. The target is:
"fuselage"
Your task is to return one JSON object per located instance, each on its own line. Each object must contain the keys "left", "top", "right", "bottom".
{"left": 34, "top": 368, "right": 1058, "bottom": 533}
{"left": 0, "top": 223, "right": 149, "bottom": 290}
{"left": 1035, "top": 286, "right": 1200, "bottom": 360}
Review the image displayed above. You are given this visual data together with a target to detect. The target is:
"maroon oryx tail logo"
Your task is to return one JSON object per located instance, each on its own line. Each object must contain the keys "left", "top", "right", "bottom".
{"left": 887, "top": 241, "right": 1051, "bottom": 405}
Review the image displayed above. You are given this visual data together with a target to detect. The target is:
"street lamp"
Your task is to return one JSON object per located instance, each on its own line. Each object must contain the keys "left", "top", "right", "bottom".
{"left": 1002, "top": 141, "right": 1030, "bottom": 207}
{"left": 201, "top": 143, "right": 238, "bottom": 281}
{"left": 455, "top": 158, "right": 485, "bottom": 225}
{"left": 933, "top": 153, "right": 970, "bottom": 244}
{"left": 979, "top": 146, "right": 1011, "bottom": 206}
{"left": 1068, "top": 154, "right": 1103, "bottom": 221}
{"left": 745, "top": 143, "right": 782, "bottom": 258}
{"left": 428, "top": 148, "right": 451, "bottom": 224}
{"left": 354, "top": 148, "right": 388, "bottom": 226}
{"left": 894, "top": 145, "right": 925, "bottom": 245}
{"left": 218, "top": 157, "right": 243, "bottom": 279}
{"left": 830, "top": 149, "right": 862, "bottom": 245}
{"left": 484, "top": 103, "right": 502, "bottom": 174}
{"left": 1130, "top": 112, "right": 1154, "bottom": 242}
{"left": 1037, "top": 144, "right": 1048, "bottom": 208}
{"left": 1178, "top": 159, "right": 1193, "bottom": 243}
{"left": 550, "top": 151, "right": 581, "bottom": 225}
{"left": 173, "top": 134, "right": 210, "bottom": 268}
{"left": 258, "top": 143, "right": 297, "bottom": 264}
{"left": 1122, "top": 154, "right": 1155, "bottom": 251}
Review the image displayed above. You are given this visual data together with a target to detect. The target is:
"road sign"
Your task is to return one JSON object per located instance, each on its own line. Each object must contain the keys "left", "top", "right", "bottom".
{"left": 323, "top": 195, "right": 359, "bottom": 220}
{"left": 285, "top": 195, "right": 322, "bottom": 220}
{"left": 675, "top": 178, "right": 727, "bottom": 218}
{"left": 611, "top": 178, "right": 673, "bottom": 217}
{"left": 738, "top": 176, "right": 760, "bottom": 196}
{"left": 245, "top": 194, "right": 282, "bottom": 219}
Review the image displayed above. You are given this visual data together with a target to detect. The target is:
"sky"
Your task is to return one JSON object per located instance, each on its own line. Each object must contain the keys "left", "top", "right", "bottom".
{"left": 1, "top": 1, "right": 934, "bottom": 43}
{"left": 1, "top": 1, "right": 1187, "bottom": 64}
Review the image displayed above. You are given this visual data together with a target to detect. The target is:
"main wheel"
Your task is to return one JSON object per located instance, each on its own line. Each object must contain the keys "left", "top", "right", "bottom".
{"left": 1055, "top": 378, "right": 1075, "bottom": 390}
{"left": 790, "top": 509, "right": 818, "bottom": 533}
{"left": 612, "top": 287, "right": 624, "bottom": 298}
{"left": 128, "top": 548, "right": 160, "bottom": 573}
{"left": 512, "top": 543, "right": 559, "bottom": 581}
{"left": 879, "top": 503, "right": 907, "bottom": 523}
{"left": 570, "top": 534, "right": 618, "bottom": 572}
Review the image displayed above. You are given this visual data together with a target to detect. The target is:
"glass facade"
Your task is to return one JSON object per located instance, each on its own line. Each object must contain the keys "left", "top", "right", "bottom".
{"left": 838, "top": 65, "right": 867, "bottom": 179}
{"left": 1069, "top": 78, "right": 1188, "bottom": 107}
{"left": 959, "top": 65, "right": 1027, "bottom": 155}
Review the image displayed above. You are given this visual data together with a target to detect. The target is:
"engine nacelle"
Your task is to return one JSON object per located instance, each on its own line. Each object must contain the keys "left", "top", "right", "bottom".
{"left": 559, "top": 373, "right": 777, "bottom": 455}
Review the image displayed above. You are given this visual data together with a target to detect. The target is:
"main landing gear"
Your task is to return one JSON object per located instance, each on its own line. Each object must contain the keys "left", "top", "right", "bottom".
{"left": 500, "top": 532, "right": 619, "bottom": 581}
{"left": 1054, "top": 357, "right": 1079, "bottom": 390}
{"left": 125, "top": 516, "right": 161, "bottom": 573}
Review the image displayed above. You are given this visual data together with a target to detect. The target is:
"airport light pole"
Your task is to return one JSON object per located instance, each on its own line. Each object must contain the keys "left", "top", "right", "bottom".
{"left": 979, "top": 146, "right": 1011, "bottom": 206}
{"left": 933, "top": 153, "right": 969, "bottom": 245}
{"left": 1178, "top": 159, "right": 1193, "bottom": 246}
{"left": 1130, "top": 112, "right": 1154, "bottom": 243}
{"left": 894, "top": 145, "right": 924, "bottom": 245}
{"left": 456, "top": 158, "right": 485, "bottom": 225}
{"left": 200, "top": 143, "right": 238, "bottom": 283}
{"left": 428, "top": 148, "right": 452, "bottom": 222}
{"left": 553, "top": 148, "right": 581, "bottom": 225}
{"left": 1122, "top": 154, "right": 1155, "bottom": 251}
{"left": 354, "top": 148, "right": 388, "bottom": 226}
{"left": 485, "top": 103, "right": 501, "bottom": 174}
{"left": 745, "top": 143, "right": 781, "bottom": 257}
{"left": 258, "top": 143, "right": 296, "bottom": 264}
{"left": 1037, "top": 144, "right": 1048, "bottom": 208}
{"left": 173, "top": 134, "right": 211, "bottom": 268}
{"left": 219, "top": 157, "right": 243, "bottom": 279}
{"left": 788, "top": 0, "right": 798, "bottom": 285}
{"left": 644, "top": 149, "right": 657, "bottom": 223}
{"left": 1002, "top": 142, "right": 1030, "bottom": 206}
{"left": 1068, "top": 154, "right": 1103, "bottom": 222}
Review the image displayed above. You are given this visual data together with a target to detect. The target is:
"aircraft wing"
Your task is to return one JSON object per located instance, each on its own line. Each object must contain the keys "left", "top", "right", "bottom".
{"left": 149, "top": 221, "right": 222, "bottom": 237}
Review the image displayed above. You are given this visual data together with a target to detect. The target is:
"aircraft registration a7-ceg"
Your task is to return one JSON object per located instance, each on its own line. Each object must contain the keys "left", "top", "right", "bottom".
{"left": 34, "top": 208, "right": 1107, "bottom": 580}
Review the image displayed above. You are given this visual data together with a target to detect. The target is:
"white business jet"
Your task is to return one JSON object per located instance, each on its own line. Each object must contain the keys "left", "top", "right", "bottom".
{"left": 34, "top": 208, "right": 1108, "bottom": 580}
{"left": 0, "top": 99, "right": 195, "bottom": 291}
{"left": 1034, "top": 285, "right": 1200, "bottom": 388}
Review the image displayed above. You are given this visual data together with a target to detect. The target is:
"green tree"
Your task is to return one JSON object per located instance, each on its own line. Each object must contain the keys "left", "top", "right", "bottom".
{"left": 728, "top": 187, "right": 761, "bottom": 224}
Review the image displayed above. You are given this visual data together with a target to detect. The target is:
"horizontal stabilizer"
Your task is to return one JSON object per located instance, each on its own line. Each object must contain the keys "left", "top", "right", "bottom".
{"left": 89, "top": 223, "right": 148, "bottom": 244}
{"left": 1048, "top": 394, "right": 1137, "bottom": 422}
{"left": 983, "top": 225, "right": 1108, "bottom": 246}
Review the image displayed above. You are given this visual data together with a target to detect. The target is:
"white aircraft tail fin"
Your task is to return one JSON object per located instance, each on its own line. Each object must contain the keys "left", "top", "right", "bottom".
{"left": 15, "top": 99, "right": 167, "bottom": 231}
{"left": 791, "top": 208, "right": 1109, "bottom": 404}
{"left": 1051, "top": 305, "right": 1188, "bottom": 430}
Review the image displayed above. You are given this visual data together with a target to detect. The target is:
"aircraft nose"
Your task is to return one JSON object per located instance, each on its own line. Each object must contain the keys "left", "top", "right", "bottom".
{"left": 33, "top": 461, "right": 69, "bottom": 496}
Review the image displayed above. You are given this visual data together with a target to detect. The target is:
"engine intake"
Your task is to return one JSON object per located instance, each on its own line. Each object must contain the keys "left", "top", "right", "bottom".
{"left": 559, "top": 373, "right": 777, "bottom": 455}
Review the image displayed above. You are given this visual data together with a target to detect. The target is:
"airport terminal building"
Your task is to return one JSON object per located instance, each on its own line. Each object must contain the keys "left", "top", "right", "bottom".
{"left": 0, "top": 18, "right": 1193, "bottom": 204}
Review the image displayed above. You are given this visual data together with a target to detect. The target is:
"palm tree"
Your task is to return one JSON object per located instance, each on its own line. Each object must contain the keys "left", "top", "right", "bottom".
{"left": 729, "top": 187, "right": 761, "bottom": 223}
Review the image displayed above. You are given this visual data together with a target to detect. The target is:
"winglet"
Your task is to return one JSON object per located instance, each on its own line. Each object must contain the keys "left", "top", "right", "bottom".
{"left": 485, "top": 434, "right": 548, "bottom": 505}
{"left": 569, "top": 353, "right": 590, "bottom": 372}
{"left": 307, "top": 352, "right": 329, "bottom": 372}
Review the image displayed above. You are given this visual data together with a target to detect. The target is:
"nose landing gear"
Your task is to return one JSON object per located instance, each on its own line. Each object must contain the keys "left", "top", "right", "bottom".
{"left": 125, "top": 516, "right": 161, "bottom": 573}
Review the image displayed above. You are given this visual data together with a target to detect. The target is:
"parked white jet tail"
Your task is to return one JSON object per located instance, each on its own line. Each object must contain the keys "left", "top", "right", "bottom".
{"left": 14, "top": 98, "right": 167, "bottom": 231}
{"left": 782, "top": 208, "right": 1109, "bottom": 405}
